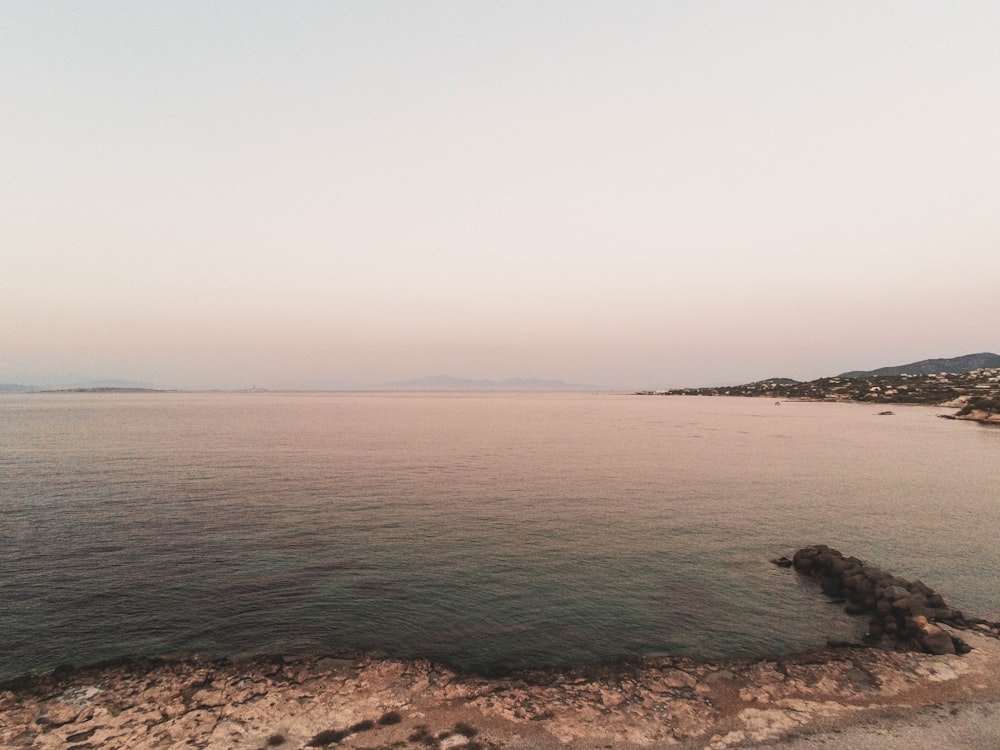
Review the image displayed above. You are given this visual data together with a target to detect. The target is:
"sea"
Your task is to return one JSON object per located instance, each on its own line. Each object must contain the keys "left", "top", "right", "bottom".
{"left": 1, "top": 391, "right": 998, "bottom": 682}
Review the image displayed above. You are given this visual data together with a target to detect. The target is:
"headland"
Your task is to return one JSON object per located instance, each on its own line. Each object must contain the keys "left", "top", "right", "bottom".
{"left": 639, "top": 368, "right": 1000, "bottom": 424}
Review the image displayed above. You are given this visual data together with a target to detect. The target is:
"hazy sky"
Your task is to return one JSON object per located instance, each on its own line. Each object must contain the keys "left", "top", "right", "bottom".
{"left": 3, "top": 2, "right": 998, "bottom": 389}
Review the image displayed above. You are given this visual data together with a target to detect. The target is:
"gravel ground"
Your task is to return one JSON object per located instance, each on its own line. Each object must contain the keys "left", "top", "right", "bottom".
{"left": 754, "top": 701, "right": 1000, "bottom": 749}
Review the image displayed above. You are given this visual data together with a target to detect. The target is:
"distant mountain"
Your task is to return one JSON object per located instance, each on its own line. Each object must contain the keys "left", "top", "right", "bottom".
{"left": 384, "top": 375, "right": 605, "bottom": 391}
{"left": 839, "top": 352, "right": 1000, "bottom": 378}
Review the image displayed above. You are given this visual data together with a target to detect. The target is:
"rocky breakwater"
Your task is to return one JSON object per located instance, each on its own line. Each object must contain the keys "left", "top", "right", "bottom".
{"left": 787, "top": 545, "right": 973, "bottom": 655}
{"left": 947, "top": 395, "right": 1000, "bottom": 424}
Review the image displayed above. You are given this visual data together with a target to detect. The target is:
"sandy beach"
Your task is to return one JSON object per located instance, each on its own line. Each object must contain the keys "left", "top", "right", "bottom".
{"left": 3, "top": 621, "right": 999, "bottom": 750}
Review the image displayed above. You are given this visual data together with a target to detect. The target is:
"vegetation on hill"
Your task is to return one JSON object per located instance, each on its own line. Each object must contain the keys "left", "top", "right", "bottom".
{"left": 839, "top": 352, "right": 1000, "bottom": 378}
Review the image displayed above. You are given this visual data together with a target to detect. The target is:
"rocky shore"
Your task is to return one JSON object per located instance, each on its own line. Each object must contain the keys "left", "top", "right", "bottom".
{"left": 943, "top": 396, "right": 1000, "bottom": 424}
{"left": 4, "top": 549, "right": 1000, "bottom": 750}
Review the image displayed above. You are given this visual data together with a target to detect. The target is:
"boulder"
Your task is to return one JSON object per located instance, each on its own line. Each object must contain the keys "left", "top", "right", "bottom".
{"left": 792, "top": 547, "right": 818, "bottom": 572}
{"left": 785, "top": 546, "right": 971, "bottom": 656}
{"left": 912, "top": 616, "right": 956, "bottom": 655}
{"left": 906, "top": 593, "right": 931, "bottom": 618}
{"left": 885, "top": 585, "right": 910, "bottom": 602}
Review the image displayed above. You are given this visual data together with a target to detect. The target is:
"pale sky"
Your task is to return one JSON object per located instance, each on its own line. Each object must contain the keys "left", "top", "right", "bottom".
{"left": 3, "top": 1, "right": 998, "bottom": 389}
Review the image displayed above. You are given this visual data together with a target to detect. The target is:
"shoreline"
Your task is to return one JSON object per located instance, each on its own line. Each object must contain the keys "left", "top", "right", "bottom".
{"left": 4, "top": 625, "right": 1000, "bottom": 749}
{"left": 6, "top": 548, "right": 1000, "bottom": 747}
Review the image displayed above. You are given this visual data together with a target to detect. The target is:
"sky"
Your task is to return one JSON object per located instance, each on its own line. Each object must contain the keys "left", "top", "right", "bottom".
{"left": 3, "top": 1, "right": 998, "bottom": 390}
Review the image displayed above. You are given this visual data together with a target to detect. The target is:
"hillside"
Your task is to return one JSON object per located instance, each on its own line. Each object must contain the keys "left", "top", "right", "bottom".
{"left": 644, "top": 354, "right": 1000, "bottom": 414}
{"left": 839, "top": 352, "right": 1000, "bottom": 378}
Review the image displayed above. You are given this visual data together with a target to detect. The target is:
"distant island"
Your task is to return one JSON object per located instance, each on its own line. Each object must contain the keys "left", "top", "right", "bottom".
{"left": 839, "top": 352, "right": 1000, "bottom": 378}
{"left": 1, "top": 378, "right": 163, "bottom": 393}
{"left": 40, "top": 387, "right": 169, "bottom": 394}
{"left": 641, "top": 353, "right": 1000, "bottom": 424}
{"left": 0, "top": 385, "right": 170, "bottom": 394}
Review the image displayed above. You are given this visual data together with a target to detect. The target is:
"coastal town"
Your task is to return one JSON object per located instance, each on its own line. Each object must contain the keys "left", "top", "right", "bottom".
{"left": 640, "top": 367, "right": 1000, "bottom": 419}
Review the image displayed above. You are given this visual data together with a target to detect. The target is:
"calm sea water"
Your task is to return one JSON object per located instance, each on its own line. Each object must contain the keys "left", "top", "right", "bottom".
{"left": 1, "top": 392, "right": 998, "bottom": 681}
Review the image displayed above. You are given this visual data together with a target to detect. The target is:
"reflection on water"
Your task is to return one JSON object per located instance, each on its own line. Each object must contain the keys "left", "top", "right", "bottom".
{"left": 1, "top": 392, "right": 998, "bottom": 679}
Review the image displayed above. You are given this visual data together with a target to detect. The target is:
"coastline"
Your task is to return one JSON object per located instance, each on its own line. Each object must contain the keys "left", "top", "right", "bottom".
{"left": 940, "top": 407, "right": 1000, "bottom": 425}
{"left": 638, "top": 365, "right": 1000, "bottom": 425}
{"left": 4, "top": 625, "right": 1000, "bottom": 749}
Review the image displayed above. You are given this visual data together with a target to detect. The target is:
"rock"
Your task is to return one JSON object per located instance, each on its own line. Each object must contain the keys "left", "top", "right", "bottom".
{"left": 661, "top": 671, "right": 697, "bottom": 690}
{"left": 912, "top": 619, "right": 956, "bottom": 655}
{"left": 954, "top": 638, "right": 973, "bottom": 654}
{"left": 66, "top": 728, "right": 96, "bottom": 743}
{"left": 703, "top": 669, "right": 735, "bottom": 685}
{"left": 907, "top": 594, "right": 932, "bottom": 618}
{"left": 43, "top": 702, "right": 79, "bottom": 726}
{"left": 784, "top": 546, "right": 973, "bottom": 655}
{"left": 912, "top": 580, "right": 934, "bottom": 597}
{"left": 792, "top": 547, "right": 819, "bottom": 571}
{"left": 830, "top": 557, "right": 855, "bottom": 575}
{"left": 842, "top": 573, "right": 868, "bottom": 593}
{"left": 890, "top": 598, "right": 911, "bottom": 615}
{"left": 885, "top": 585, "right": 910, "bottom": 602}
{"left": 815, "top": 551, "right": 836, "bottom": 571}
